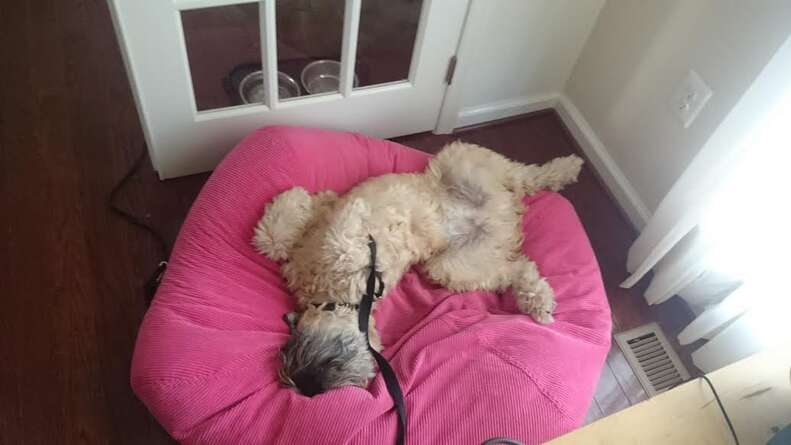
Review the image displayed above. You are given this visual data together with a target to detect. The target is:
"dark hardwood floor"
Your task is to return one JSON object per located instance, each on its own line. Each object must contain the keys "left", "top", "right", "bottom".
{"left": 0, "top": 1, "right": 694, "bottom": 443}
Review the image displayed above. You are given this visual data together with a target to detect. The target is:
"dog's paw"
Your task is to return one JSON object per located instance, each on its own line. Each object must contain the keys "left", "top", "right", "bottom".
{"left": 516, "top": 280, "right": 556, "bottom": 324}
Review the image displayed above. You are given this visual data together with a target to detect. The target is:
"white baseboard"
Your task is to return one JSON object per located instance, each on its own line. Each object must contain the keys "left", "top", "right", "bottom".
{"left": 555, "top": 94, "right": 650, "bottom": 229}
{"left": 456, "top": 94, "right": 558, "bottom": 128}
{"left": 454, "top": 92, "right": 650, "bottom": 229}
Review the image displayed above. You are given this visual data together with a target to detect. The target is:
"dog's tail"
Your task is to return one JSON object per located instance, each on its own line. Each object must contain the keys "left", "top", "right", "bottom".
{"left": 510, "top": 154, "right": 584, "bottom": 195}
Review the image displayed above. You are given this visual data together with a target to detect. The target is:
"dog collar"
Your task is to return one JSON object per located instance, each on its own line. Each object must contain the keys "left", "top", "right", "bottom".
{"left": 311, "top": 302, "right": 359, "bottom": 311}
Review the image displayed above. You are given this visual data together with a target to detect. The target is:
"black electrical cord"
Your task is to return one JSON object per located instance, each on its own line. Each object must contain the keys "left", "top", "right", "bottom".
{"left": 109, "top": 144, "right": 169, "bottom": 306}
{"left": 666, "top": 375, "right": 740, "bottom": 444}
{"left": 700, "top": 374, "right": 740, "bottom": 445}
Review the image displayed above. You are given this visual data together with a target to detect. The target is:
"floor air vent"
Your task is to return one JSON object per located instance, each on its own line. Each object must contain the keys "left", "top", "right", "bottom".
{"left": 615, "top": 323, "right": 690, "bottom": 397}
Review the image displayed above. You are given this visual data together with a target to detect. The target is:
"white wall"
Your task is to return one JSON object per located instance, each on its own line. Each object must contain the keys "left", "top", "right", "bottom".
{"left": 448, "top": 0, "right": 605, "bottom": 127}
{"left": 564, "top": 0, "right": 791, "bottom": 220}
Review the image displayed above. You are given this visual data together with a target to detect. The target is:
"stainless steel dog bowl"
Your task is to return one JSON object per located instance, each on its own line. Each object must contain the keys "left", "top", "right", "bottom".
{"left": 300, "top": 60, "right": 359, "bottom": 95}
{"left": 239, "top": 71, "right": 301, "bottom": 103}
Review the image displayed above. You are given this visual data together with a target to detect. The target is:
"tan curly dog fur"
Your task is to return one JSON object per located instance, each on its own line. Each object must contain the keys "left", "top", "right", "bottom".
{"left": 254, "top": 142, "right": 583, "bottom": 395}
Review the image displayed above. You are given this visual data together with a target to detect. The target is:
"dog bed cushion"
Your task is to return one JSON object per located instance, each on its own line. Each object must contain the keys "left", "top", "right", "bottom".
{"left": 131, "top": 126, "right": 612, "bottom": 444}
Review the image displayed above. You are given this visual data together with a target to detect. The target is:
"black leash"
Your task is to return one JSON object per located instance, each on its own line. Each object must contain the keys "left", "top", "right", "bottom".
{"left": 109, "top": 143, "right": 169, "bottom": 306}
{"left": 358, "top": 235, "right": 407, "bottom": 445}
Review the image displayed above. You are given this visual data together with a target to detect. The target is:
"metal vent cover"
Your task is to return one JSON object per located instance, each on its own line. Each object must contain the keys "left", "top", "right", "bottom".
{"left": 615, "top": 323, "right": 690, "bottom": 397}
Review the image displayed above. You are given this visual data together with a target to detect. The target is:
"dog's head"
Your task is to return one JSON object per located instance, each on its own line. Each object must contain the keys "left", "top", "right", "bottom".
{"left": 278, "top": 308, "right": 375, "bottom": 396}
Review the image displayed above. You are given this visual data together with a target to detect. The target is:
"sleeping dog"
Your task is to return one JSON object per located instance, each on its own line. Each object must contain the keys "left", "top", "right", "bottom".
{"left": 254, "top": 142, "right": 583, "bottom": 396}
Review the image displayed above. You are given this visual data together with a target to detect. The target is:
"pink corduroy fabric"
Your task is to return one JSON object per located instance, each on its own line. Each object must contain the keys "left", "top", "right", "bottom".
{"left": 131, "top": 126, "right": 612, "bottom": 445}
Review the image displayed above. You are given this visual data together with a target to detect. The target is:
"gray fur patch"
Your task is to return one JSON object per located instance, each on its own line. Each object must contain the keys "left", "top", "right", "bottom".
{"left": 441, "top": 176, "right": 491, "bottom": 248}
{"left": 444, "top": 176, "right": 488, "bottom": 208}
{"left": 447, "top": 216, "right": 488, "bottom": 248}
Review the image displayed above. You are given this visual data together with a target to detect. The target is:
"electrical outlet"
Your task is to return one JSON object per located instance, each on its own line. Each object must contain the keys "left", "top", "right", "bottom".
{"left": 670, "top": 70, "right": 712, "bottom": 128}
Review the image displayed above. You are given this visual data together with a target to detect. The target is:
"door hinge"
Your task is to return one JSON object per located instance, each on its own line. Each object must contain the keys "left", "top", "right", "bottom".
{"left": 445, "top": 55, "right": 458, "bottom": 85}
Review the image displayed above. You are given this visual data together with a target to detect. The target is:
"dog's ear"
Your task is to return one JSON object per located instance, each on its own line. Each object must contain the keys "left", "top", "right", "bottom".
{"left": 283, "top": 312, "right": 300, "bottom": 333}
{"left": 324, "top": 198, "right": 371, "bottom": 273}
{"left": 254, "top": 187, "right": 336, "bottom": 261}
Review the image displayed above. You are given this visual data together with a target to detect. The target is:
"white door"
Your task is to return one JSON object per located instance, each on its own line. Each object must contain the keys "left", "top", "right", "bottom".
{"left": 109, "top": 0, "right": 469, "bottom": 178}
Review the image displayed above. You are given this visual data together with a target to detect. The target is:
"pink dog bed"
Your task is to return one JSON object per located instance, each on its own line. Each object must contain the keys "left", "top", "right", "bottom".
{"left": 131, "top": 126, "right": 612, "bottom": 444}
